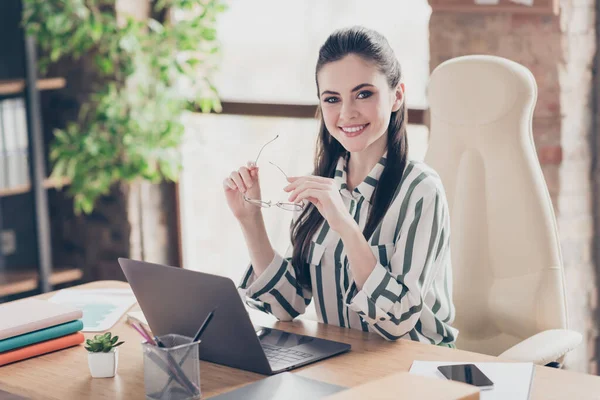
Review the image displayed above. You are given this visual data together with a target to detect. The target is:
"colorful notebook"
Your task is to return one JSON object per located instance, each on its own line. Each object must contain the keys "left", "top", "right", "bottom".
{"left": 0, "top": 298, "right": 83, "bottom": 340}
{"left": 0, "top": 320, "right": 84, "bottom": 353}
{"left": 0, "top": 332, "right": 84, "bottom": 366}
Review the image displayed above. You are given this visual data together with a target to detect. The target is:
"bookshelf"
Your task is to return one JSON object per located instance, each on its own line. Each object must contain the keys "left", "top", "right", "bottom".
{"left": 0, "top": 0, "right": 81, "bottom": 301}
{"left": 0, "top": 78, "right": 66, "bottom": 96}
{"left": 0, "top": 267, "right": 82, "bottom": 298}
{"left": 0, "top": 177, "right": 70, "bottom": 198}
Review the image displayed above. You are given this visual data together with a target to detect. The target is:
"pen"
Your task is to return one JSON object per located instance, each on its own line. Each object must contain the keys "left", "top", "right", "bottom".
{"left": 138, "top": 324, "right": 156, "bottom": 346}
{"left": 193, "top": 308, "right": 216, "bottom": 342}
{"left": 157, "top": 308, "right": 216, "bottom": 397}
{"left": 131, "top": 322, "right": 153, "bottom": 344}
{"left": 154, "top": 336, "right": 165, "bottom": 348}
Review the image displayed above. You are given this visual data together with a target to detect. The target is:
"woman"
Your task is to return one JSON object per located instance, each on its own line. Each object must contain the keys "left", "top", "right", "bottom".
{"left": 223, "top": 26, "right": 457, "bottom": 346}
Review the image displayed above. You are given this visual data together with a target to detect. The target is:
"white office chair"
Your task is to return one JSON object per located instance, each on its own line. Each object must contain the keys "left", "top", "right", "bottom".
{"left": 424, "top": 55, "right": 582, "bottom": 365}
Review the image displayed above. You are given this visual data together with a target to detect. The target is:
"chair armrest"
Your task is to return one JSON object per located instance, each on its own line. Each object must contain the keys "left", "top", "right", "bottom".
{"left": 498, "top": 329, "right": 582, "bottom": 365}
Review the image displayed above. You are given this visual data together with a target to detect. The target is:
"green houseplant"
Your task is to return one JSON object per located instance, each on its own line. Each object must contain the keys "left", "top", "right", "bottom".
{"left": 85, "top": 332, "right": 124, "bottom": 378}
{"left": 22, "top": 0, "right": 226, "bottom": 214}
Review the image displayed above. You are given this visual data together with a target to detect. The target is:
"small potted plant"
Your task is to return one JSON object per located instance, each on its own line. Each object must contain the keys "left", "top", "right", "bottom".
{"left": 85, "top": 332, "right": 124, "bottom": 378}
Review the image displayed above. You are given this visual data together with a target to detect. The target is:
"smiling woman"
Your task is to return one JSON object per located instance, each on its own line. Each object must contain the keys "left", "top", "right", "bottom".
{"left": 178, "top": 0, "right": 432, "bottom": 322}
{"left": 228, "top": 26, "right": 457, "bottom": 347}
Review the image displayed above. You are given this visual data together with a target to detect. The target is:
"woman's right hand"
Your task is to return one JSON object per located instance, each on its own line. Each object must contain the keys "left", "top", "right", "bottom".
{"left": 223, "top": 161, "right": 263, "bottom": 222}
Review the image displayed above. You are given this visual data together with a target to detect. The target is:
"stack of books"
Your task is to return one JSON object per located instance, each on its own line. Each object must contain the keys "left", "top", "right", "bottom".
{"left": 0, "top": 298, "right": 84, "bottom": 366}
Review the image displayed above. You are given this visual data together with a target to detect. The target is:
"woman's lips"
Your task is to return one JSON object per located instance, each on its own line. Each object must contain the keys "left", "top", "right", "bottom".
{"left": 339, "top": 123, "right": 369, "bottom": 138}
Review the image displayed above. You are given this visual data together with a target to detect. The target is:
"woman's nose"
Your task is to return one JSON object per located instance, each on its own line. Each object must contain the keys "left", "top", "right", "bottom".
{"left": 339, "top": 101, "right": 359, "bottom": 121}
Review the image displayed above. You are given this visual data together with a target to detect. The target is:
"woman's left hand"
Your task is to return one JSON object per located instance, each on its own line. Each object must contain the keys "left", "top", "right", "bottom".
{"left": 284, "top": 176, "right": 355, "bottom": 234}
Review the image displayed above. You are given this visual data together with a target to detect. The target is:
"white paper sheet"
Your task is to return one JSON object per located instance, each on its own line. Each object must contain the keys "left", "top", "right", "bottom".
{"left": 409, "top": 361, "right": 535, "bottom": 400}
{"left": 49, "top": 288, "right": 137, "bottom": 332}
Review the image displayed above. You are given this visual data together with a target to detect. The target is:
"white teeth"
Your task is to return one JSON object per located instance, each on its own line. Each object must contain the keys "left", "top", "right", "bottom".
{"left": 341, "top": 125, "right": 365, "bottom": 133}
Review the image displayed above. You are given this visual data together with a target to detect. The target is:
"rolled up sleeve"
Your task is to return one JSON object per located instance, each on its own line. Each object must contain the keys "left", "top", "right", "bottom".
{"left": 238, "top": 247, "right": 312, "bottom": 321}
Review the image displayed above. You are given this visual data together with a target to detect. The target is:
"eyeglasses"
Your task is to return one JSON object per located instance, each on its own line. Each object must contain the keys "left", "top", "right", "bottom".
{"left": 243, "top": 135, "right": 304, "bottom": 212}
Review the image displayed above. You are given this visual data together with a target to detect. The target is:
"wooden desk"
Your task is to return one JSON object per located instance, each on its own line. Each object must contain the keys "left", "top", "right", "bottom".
{"left": 0, "top": 281, "right": 599, "bottom": 399}
{"left": 325, "top": 372, "right": 479, "bottom": 400}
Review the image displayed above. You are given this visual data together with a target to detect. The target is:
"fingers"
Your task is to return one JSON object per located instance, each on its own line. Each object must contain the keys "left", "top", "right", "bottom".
{"left": 239, "top": 166, "right": 254, "bottom": 190}
{"left": 288, "top": 182, "right": 328, "bottom": 202}
{"left": 224, "top": 162, "right": 259, "bottom": 193}
{"left": 223, "top": 177, "right": 236, "bottom": 191}
{"left": 284, "top": 176, "right": 331, "bottom": 192}
{"left": 247, "top": 161, "right": 259, "bottom": 179}
{"left": 294, "top": 189, "right": 323, "bottom": 204}
{"left": 229, "top": 170, "right": 247, "bottom": 193}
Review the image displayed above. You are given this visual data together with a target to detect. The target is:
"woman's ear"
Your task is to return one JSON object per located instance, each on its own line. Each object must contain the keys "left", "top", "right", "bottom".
{"left": 391, "top": 83, "right": 405, "bottom": 112}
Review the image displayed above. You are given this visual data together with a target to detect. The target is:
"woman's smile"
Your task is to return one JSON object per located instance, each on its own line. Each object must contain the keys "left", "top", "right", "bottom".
{"left": 339, "top": 123, "right": 370, "bottom": 138}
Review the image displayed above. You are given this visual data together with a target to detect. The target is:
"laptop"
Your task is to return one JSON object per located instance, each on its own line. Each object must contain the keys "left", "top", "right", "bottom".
{"left": 118, "top": 258, "right": 351, "bottom": 375}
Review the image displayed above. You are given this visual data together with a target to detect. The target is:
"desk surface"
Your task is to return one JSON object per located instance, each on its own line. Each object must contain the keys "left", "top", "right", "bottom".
{"left": 0, "top": 281, "right": 599, "bottom": 399}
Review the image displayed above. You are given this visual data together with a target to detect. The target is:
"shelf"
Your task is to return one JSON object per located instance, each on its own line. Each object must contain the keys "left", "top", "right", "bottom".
{"left": 0, "top": 267, "right": 83, "bottom": 298}
{"left": 0, "top": 177, "right": 71, "bottom": 198}
{"left": 0, "top": 77, "right": 66, "bottom": 96}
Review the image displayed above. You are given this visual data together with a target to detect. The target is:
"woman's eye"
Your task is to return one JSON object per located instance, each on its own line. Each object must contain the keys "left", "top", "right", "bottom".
{"left": 324, "top": 97, "right": 339, "bottom": 104}
{"left": 357, "top": 90, "right": 373, "bottom": 99}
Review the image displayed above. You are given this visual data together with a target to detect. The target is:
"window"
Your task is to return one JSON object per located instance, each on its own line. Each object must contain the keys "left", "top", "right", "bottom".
{"left": 213, "top": 0, "right": 431, "bottom": 108}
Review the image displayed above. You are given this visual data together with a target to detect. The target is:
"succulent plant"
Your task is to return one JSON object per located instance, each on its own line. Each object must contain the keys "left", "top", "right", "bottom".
{"left": 85, "top": 332, "right": 124, "bottom": 353}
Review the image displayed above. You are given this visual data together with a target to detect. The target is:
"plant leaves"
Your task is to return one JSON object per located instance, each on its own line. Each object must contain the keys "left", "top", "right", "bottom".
{"left": 23, "top": 0, "right": 227, "bottom": 214}
{"left": 90, "top": 342, "right": 102, "bottom": 352}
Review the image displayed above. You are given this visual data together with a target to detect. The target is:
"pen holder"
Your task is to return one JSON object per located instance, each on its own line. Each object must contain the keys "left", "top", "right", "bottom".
{"left": 142, "top": 334, "right": 202, "bottom": 400}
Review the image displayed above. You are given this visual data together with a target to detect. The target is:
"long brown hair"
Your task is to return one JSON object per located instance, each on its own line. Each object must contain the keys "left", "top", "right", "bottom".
{"left": 290, "top": 26, "right": 409, "bottom": 288}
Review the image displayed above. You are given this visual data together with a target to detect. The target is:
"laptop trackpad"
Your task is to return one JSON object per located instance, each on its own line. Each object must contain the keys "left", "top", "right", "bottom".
{"left": 256, "top": 327, "right": 314, "bottom": 347}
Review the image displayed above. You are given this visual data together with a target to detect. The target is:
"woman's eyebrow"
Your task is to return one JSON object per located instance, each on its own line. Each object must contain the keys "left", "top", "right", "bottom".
{"left": 320, "top": 83, "right": 375, "bottom": 97}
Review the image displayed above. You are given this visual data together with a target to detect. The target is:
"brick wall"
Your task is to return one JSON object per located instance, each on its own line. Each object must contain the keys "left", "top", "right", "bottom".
{"left": 429, "top": 1, "right": 597, "bottom": 373}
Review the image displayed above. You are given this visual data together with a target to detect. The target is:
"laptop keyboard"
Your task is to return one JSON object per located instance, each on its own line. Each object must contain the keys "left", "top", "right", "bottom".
{"left": 262, "top": 343, "right": 314, "bottom": 365}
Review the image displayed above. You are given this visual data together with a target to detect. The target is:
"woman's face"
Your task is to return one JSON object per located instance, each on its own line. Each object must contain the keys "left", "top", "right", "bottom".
{"left": 317, "top": 54, "right": 404, "bottom": 154}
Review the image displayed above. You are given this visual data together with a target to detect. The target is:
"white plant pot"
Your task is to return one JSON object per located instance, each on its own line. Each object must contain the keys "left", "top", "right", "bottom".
{"left": 88, "top": 349, "right": 119, "bottom": 378}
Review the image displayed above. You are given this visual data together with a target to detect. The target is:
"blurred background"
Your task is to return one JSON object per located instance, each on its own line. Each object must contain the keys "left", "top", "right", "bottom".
{"left": 0, "top": 0, "right": 597, "bottom": 374}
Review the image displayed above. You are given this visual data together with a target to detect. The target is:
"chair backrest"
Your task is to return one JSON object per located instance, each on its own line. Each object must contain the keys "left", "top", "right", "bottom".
{"left": 424, "top": 55, "right": 569, "bottom": 356}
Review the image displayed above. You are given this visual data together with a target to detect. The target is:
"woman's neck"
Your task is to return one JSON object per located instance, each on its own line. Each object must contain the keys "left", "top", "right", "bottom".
{"left": 346, "top": 137, "right": 387, "bottom": 191}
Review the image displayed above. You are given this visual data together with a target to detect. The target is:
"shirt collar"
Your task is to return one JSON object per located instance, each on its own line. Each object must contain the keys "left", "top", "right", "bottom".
{"left": 334, "top": 151, "right": 387, "bottom": 203}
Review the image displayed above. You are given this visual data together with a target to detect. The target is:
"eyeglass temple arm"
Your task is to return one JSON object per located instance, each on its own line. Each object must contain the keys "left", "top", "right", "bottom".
{"left": 254, "top": 134, "right": 279, "bottom": 165}
{"left": 268, "top": 161, "right": 289, "bottom": 179}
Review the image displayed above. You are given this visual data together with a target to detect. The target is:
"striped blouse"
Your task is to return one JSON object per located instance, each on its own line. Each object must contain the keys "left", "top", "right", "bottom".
{"left": 238, "top": 153, "right": 458, "bottom": 345}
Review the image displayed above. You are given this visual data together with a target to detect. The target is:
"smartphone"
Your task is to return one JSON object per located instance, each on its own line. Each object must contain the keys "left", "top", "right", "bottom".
{"left": 437, "top": 364, "right": 494, "bottom": 390}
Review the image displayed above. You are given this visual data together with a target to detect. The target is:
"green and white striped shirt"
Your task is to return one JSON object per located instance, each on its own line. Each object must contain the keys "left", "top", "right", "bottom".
{"left": 238, "top": 153, "right": 457, "bottom": 345}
